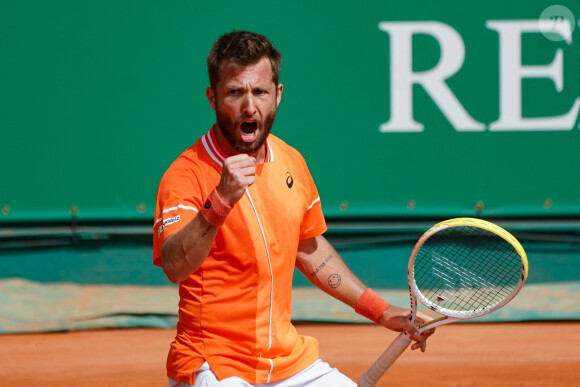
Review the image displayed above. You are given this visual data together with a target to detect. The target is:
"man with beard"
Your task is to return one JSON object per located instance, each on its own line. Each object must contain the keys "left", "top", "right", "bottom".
{"left": 153, "top": 30, "right": 434, "bottom": 387}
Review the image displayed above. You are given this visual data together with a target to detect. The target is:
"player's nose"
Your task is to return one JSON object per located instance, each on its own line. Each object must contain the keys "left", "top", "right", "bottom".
{"left": 241, "top": 94, "right": 257, "bottom": 116}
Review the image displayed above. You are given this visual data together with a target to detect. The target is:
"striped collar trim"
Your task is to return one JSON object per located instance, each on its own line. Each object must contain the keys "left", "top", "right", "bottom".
{"left": 201, "top": 126, "right": 274, "bottom": 167}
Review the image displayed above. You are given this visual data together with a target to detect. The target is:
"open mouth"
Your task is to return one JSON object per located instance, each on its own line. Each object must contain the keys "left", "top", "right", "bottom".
{"left": 239, "top": 120, "right": 259, "bottom": 143}
{"left": 240, "top": 120, "right": 258, "bottom": 134}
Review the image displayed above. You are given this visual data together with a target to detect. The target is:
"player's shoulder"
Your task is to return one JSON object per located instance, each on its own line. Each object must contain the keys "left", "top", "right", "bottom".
{"left": 268, "top": 134, "right": 307, "bottom": 164}
{"left": 159, "top": 141, "right": 206, "bottom": 186}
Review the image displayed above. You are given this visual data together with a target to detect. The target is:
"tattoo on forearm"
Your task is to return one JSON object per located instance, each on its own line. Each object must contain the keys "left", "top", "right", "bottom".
{"left": 201, "top": 226, "right": 211, "bottom": 238}
{"left": 328, "top": 273, "right": 342, "bottom": 288}
{"left": 310, "top": 254, "right": 334, "bottom": 277}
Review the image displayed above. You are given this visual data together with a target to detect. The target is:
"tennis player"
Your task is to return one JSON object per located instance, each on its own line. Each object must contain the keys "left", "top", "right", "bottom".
{"left": 153, "top": 30, "right": 434, "bottom": 387}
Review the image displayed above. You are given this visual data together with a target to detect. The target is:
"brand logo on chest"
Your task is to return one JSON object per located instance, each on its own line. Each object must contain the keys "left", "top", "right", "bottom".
{"left": 286, "top": 172, "right": 294, "bottom": 189}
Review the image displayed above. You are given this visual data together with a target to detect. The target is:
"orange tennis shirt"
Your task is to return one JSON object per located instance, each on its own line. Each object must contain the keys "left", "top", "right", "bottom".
{"left": 153, "top": 126, "right": 327, "bottom": 384}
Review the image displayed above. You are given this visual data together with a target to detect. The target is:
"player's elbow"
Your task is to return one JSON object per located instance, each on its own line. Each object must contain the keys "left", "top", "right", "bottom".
{"left": 163, "top": 267, "right": 184, "bottom": 284}
{"left": 161, "top": 255, "right": 189, "bottom": 284}
{"left": 162, "top": 257, "right": 195, "bottom": 284}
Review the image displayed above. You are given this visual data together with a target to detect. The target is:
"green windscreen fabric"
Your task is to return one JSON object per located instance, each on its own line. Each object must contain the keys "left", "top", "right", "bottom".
{"left": 2, "top": 1, "right": 579, "bottom": 223}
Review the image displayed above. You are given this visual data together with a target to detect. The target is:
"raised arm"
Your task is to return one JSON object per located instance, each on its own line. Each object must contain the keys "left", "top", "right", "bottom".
{"left": 161, "top": 154, "right": 256, "bottom": 283}
{"left": 161, "top": 212, "right": 219, "bottom": 284}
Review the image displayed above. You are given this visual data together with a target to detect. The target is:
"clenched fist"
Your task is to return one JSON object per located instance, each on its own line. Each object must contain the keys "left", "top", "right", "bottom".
{"left": 216, "top": 154, "right": 257, "bottom": 206}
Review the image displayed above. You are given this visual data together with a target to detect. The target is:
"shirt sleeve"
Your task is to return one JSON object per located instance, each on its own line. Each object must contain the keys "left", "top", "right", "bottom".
{"left": 152, "top": 166, "right": 203, "bottom": 267}
{"left": 300, "top": 194, "right": 327, "bottom": 240}
{"left": 298, "top": 155, "right": 327, "bottom": 240}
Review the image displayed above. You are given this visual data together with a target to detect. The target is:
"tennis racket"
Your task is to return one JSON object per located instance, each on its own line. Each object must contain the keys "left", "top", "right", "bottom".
{"left": 358, "top": 217, "right": 528, "bottom": 387}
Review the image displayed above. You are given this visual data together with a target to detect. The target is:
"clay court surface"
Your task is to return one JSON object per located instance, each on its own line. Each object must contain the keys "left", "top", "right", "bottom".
{"left": 0, "top": 321, "right": 577, "bottom": 386}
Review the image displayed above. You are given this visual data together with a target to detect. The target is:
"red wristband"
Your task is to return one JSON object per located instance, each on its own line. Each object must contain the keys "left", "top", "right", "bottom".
{"left": 355, "top": 288, "right": 391, "bottom": 324}
{"left": 200, "top": 189, "right": 232, "bottom": 227}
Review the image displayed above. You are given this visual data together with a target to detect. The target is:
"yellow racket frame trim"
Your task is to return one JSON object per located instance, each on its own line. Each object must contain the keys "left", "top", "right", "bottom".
{"left": 422, "top": 217, "right": 528, "bottom": 280}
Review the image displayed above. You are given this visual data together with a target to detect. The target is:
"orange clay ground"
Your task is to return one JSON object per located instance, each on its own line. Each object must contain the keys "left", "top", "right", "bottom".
{"left": 0, "top": 322, "right": 578, "bottom": 386}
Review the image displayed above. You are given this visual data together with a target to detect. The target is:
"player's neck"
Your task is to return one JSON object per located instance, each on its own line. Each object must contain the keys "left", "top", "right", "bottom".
{"left": 214, "top": 126, "right": 267, "bottom": 164}
{"left": 247, "top": 146, "right": 266, "bottom": 164}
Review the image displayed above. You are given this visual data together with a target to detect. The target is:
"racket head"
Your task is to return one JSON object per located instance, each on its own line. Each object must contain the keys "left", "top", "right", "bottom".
{"left": 408, "top": 218, "right": 528, "bottom": 320}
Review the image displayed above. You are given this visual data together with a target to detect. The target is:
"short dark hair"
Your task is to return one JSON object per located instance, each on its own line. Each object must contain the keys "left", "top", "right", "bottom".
{"left": 207, "top": 31, "right": 282, "bottom": 90}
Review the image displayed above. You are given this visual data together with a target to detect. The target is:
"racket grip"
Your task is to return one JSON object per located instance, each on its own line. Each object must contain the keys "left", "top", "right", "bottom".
{"left": 358, "top": 332, "right": 412, "bottom": 387}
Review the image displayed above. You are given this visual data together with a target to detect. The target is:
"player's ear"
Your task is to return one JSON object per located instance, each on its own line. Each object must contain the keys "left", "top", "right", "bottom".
{"left": 276, "top": 83, "right": 283, "bottom": 108}
{"left": 206, "top": 87, "right": 217, "bottom": 112}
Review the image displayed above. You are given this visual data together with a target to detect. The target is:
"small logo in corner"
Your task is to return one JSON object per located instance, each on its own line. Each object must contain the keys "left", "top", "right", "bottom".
{"left": 539, "top": 5, "right": 575, "bottom": 42}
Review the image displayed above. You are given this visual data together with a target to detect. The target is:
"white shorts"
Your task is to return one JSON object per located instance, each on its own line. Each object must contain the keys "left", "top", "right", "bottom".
{"left": 168, "top": 359, "right": 357, "bottom": 387}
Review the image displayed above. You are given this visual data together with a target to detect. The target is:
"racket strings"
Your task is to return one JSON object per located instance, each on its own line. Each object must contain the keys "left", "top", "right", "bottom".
{"left": 413, "top": 226, "right": 522, "bottom": 314}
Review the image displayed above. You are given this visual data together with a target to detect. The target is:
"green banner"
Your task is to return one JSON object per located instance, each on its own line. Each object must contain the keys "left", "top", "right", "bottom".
{"left": 1, "top": 1, "right": 579, "bottom": 222}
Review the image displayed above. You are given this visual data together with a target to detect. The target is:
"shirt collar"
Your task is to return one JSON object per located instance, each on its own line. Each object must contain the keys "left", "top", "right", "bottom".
{"left": 201, "top": 126, "right": 274, "bottom": 167}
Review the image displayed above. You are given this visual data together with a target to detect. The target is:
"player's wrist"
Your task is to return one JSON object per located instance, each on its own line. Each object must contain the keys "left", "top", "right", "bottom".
{"left": 200, "top": 188, "right": 232, "bottom": 227}
{"left": 355, "top": 288, "right": 391, "bottom": 324}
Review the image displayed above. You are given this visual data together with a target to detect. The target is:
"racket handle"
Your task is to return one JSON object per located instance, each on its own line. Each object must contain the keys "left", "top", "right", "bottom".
{"left": 358, "top": 332, "right": 412, "bottom": 387}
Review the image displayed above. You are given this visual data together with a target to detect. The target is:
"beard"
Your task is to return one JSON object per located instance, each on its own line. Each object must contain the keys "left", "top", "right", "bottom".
{"left": 215, "top": 105, "right": 277, "bottom": 154}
